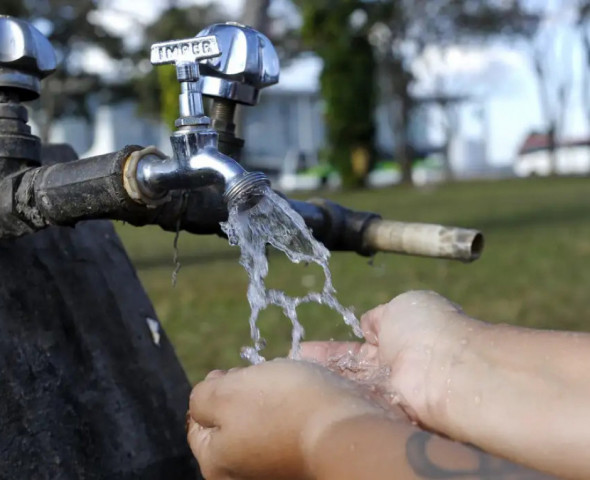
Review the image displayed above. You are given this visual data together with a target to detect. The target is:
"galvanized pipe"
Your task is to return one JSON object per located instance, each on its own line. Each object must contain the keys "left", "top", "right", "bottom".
{"left": 363, "top": 219, "right": 483, "bottom": 262}
{"left": 0, "top": 144, "right": 484, "bottom": 263}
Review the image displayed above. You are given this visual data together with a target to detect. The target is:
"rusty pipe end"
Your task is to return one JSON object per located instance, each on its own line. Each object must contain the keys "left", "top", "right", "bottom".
{"left": 363, "top": 220, "right": 484, "bottom": 262}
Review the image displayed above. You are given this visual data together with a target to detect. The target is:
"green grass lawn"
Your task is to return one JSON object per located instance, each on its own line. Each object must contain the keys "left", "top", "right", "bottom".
{"left": 116, "top": 176, "right": 590, "bottom": 383}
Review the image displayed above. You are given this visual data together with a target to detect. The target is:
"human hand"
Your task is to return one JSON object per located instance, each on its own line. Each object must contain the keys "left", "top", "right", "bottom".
{"left": 187, "top": 358, "right": 391, "bottom": 480}
{"left": 300, "top": 290, "right": 484, "bottom": 429}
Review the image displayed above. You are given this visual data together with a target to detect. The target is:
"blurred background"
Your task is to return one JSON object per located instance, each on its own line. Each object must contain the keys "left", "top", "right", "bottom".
{"left": 3, "top": 0, "right": 590, "bottom": 382}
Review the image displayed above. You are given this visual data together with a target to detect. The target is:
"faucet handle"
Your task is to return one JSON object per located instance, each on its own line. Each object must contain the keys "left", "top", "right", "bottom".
{"left": 0, "top": 16, "right": 57, "bottom": 101}
{"left": 196, "top": 23, "right": 279, "bottom": 106}
{"left": 150, "top": 35, "right": 221, "bottom": 68}
{"left": 150, "top": 36, "right": 221, "bottom": 126}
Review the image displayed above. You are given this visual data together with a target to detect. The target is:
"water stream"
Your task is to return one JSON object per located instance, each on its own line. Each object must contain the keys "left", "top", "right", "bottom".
{"left": 221, "top": 187, "right": 363, "bottom": 364}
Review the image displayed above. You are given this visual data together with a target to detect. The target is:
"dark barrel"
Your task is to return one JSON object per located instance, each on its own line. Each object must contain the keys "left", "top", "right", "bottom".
{"left": 0, "top": 145, "right": 200, "bottom": 479}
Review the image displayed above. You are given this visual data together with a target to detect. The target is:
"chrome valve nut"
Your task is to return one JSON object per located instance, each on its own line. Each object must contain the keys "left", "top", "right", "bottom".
{"left": 197, "top": 22, "right": 279, "bottom": 105}
{"left": 0, "top": 16, "right": 57, "bottom": 100}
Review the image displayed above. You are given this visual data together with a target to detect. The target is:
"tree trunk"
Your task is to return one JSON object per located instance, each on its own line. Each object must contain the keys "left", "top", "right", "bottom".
{"left": 441, "top": 102, "right": 457, "bottom": 182}
{"left": 547, "top": 123, "right": 558, "bottom": 175}
{"left": 39, "top": 78, "right": 57, "bottom": 144}
{"left": 532, "top": 45, "right": 570, "bottom": 176}
{"left": 234, "top": 0, "right": 270, "bottom": 142}
{"left": 0, "top": 145, "right": 200, "bottom": 479}
{"left": 582, "top": 30, "right": 590, "bottom": 171}
{"left": 240, "top": 0, "right": 271, "bottom": 33}
{"left": 395, "top": 94, "right": 413, "bottom": 186}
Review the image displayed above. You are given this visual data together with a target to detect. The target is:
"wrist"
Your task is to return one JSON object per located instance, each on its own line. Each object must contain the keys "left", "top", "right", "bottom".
{"left": 305, "top": 413, "right": 406, "bottom": 480}
{"left": 420, "top": 314, "right": 491, "bottom": 433}
{"left": 301, "top": 402, "right": 390, "bottom": 478}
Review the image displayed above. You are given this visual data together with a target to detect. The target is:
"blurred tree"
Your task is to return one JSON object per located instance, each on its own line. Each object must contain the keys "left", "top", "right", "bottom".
{"left": 241, "top": 0, "right": 271, "bottom": 35}
{"left": 295, "top": 0, "right": 377, "bottom": 188}
{"left": 0, "top": 0, "right": 126, "bottom": 142}
{"left": 529, "top": 1, "right": 581, "bottom": 175}
{"left": 579, "top": 0, "right": 590, "bottom": 134}
{"left": 294, "top": 0, "right": 537, "bottom": 186}
{"left": 234, "top": 0, "right": 271, "bottom": 141}
{"left": 371, "top": 0, "right": 537, "bottom": 184}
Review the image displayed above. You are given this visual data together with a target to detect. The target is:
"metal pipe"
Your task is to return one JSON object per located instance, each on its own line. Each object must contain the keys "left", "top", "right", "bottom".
{"left": 0, "top": 146, "right": 483, "bottom": 263}
{"left": 362, "top": 219, "right": 483, "bottom": 262}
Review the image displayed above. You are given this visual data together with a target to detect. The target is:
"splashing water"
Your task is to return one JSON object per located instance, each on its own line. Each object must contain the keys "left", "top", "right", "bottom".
{"left": 221, "top": 187, "right": 363, "bottom": 364}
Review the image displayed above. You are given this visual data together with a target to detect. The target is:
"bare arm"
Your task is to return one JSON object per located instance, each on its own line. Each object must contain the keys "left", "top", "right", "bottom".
{"left": 429, "top": 322, "right": 590, "bottom": 479}
{"left": 302, "top": 291, "right": 590, "bottom": 479}
{"left": 311, "top": 414, "right": 556, "bottom": 480}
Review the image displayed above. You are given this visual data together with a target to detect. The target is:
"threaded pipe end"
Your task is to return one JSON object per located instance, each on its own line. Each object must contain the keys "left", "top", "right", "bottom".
{"left": 224, "top": 171, "right": 270, "bottom": 209}
{"left": 210, "top": 98, "right": 236, "bottom": 125}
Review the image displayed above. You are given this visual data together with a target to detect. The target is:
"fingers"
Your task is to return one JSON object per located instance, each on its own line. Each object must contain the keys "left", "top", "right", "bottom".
{"left": 299, "top": 341, "right": 363, "bottom": 364}
{"left": 190, "top": 368, "right": 246, "bottom": 428}
{"left": 187, "top": 416, "right": 227, "bottom": 480}
{"left": 206, "top": 369, "right": 227, "bottom": 380}
{"left": 189, "top": 376, "right": 225, "bottom": 428}
{"left": 188, "top": 375, "right": 233, "bottom": 479}
{"left": 187, "top": 416, "right": 206, "bottom": 458}
{"left": 359, "top": 291, "right": 464, "bottom": 346}
{"left": 393, "top": 290, "right": 463, "bottom": 313}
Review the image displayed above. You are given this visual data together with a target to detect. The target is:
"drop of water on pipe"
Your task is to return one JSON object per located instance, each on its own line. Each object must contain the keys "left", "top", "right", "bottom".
{"left": 221, "top": 187, "right": 362, "bottom": 364}
{"left": 171, "top": 192, "right": 190, "bottom": 287}
{"left": 171, "top": 219, "right": 182, "bottom": 287}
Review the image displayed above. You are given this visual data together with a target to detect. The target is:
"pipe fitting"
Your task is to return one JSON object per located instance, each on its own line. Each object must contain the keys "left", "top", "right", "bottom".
{"left": 123, "top": 146, "right": 171, "bottom": 207}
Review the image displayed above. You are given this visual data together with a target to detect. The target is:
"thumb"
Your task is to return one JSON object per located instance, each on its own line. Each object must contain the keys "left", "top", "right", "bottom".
{"left": 360, "top": 303, "right": 388, "bottom": 345}
{"left": 187, "top": 417, "right": 224, "bottom": 480}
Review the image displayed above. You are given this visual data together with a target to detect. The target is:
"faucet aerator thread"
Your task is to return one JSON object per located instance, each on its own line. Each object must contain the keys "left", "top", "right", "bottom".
{"left": 224, "top": 171, "right": 270, "bottom": 210}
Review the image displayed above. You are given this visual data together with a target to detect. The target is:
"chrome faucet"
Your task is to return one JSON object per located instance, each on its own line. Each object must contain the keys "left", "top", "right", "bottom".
{"left": 195, "top": 22, "right": 280, "bottom": 160}
{"left": 134, "top": 34, "right": 270, "bottom": 208}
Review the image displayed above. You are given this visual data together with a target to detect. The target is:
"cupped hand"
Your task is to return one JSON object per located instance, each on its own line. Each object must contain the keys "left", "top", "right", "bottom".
{"left": 187, "top": 358, "right": 391, "bottom": 480}
{"left": 300, "top": 290, "right": 484, "bottom": 428}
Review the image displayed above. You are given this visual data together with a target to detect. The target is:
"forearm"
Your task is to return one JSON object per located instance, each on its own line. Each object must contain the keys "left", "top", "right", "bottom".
{"left": 435, "top": 322, "right": 590, "bottom": 479}
{"left": 308, "top": 414, "right": 554, "bottom": 480}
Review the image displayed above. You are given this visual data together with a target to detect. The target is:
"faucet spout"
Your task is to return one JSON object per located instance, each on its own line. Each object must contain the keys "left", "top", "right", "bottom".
{"left": 190, "top": 147, "right": 269, "bottom": 206}
{"left": 134, "top": 127, "right": 269, "bottom": 208}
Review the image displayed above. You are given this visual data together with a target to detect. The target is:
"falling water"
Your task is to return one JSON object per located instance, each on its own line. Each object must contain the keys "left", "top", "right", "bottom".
{"left": 221, "top": 187, "right": 363, "bottom": 364}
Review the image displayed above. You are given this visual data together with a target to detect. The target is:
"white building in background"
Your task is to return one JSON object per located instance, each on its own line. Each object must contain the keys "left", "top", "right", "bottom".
{"left": 514, "top": 133, "right": 590, "bottom": 177}
{"left": 33, "top": 102, "right": 169, "bottom": 159}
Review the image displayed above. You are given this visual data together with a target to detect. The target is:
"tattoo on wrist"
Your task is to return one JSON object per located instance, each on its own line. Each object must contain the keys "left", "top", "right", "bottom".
{"left": 406, "top": 431, "right": 555, "bottom": 479}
